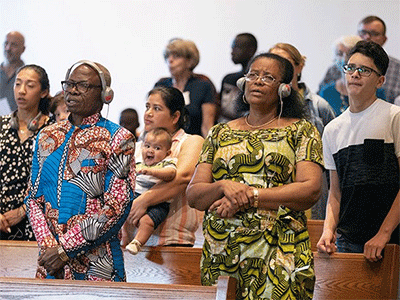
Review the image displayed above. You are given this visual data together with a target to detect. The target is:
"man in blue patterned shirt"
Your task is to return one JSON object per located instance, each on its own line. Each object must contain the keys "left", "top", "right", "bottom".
{"left": 26, "top": 61, "right": 136, "bottom": 281}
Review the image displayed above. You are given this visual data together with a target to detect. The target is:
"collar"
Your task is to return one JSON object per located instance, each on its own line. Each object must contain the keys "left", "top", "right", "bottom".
{"left": 68, "top": 112, "right": 102, "bottom": 127}
{"left": 171, "top": 128, "right": 185, "bottom": 142}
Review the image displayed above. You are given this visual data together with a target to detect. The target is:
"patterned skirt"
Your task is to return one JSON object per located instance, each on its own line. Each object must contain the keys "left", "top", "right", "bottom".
{"left": 201, "top": 206, "right": 315, "bottom": 300}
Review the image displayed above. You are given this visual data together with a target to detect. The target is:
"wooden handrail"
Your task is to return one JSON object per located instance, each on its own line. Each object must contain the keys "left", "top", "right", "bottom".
{"left": 1, "top": 240, "right": 398, "bottom": 299}
{"left": 0, "top": 276, "right": 236, "bottom": 300}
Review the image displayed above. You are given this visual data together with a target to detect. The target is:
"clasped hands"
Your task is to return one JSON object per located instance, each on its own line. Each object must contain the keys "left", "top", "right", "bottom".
{"left": 38, "top": 247, "right": 66, "bottom": 279}
{"left": 209, "top": 181, "right": 257, "bottom": 218}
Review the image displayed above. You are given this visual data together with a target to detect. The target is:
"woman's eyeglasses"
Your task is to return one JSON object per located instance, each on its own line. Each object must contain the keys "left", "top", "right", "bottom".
{"left": 245, "top": 72, "right": 277, "bottom": 85}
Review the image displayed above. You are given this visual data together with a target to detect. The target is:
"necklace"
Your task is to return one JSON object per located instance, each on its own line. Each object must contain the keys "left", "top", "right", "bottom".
{"left": 245, "top": 115, "right": 278, "bottom": 129}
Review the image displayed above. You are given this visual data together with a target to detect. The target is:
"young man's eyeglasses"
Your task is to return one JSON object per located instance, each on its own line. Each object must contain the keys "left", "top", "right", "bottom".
{"left": 61, "top": 81, "right": 102, "bottom": 94}
{"left": 245, "top": 72, "right": 277, "bottom": 85}
{"left": 342, "top": 64, "right": 382, "bottom": 77}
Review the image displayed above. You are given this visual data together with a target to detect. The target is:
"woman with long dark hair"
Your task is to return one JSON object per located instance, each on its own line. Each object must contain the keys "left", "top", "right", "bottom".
{"left": 0, "top": 64, "right": 52, "bottom": 240}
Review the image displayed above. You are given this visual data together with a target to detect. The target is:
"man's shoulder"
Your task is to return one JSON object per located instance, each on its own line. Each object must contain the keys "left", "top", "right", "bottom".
{"left": 41, "top": 120, "right": 65, "bottom": 132}
{"left": 311, "top": 92, "right": 333, "bottom": 108}
{"left": 155, "top": 77, "right": 173, "bottom": 87}
{"left": 222, "top": 71, "right": 244, "bottom": 83}
{"left": 105, "top": 119, "right": 135, "bottom": 139}
{"left": 324, "top": 111, "right": 348, "bottom": 132}
{"left": 376, "top": 98, "right": 400, "bottom": 112}
{"left": 389, "top": 56, "right": 400, "bottom": 67}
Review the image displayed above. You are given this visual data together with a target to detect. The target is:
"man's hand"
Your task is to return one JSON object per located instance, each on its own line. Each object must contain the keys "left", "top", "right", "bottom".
{"left": 317, "top": 230, "right": 337, "bottom": 254}
{"left": 364, "top": 232, "right": 391, "bottom": 262}
{"left": 38, "top": 247, "right": 66, "bottom": 278}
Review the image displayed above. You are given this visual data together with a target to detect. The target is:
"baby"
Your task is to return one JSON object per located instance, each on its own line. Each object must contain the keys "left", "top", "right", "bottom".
{"left": 49, "top": 91, "right": 69, "bottom": 122}
{"left": 126, "top": 127, "right": 177, "bottom": 255}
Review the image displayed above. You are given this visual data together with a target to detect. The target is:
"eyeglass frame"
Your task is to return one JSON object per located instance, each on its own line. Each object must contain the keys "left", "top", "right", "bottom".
{"left": 342, "top": 64, "right": 382, "bottom": 77}
{"left": 358, "top": 29, "right": 384, "bottom": 38}
{"left": 244, "top": 72, "right": 278, "bottom": 85}
{"left": 61, "top": 81, "right": 102, "bottom": 94}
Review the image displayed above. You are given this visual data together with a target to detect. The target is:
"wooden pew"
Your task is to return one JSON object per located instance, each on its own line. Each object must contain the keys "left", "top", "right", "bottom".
{"left": 195, "top": 219, "right": 324, "bottom": 251}
{"left": 313, "top": 243, "right": 399, "bottom": 300}
{"left": 1, "top": 241, "right": 398, "bottom": 299}
{"left": 0, "top": 241, "right": 203, "bottom": 284}
{"left": 0, "top": 276, "right": 235, "bottom": 300}
{"left": 307, "top": 219, "right": 324, "bottom": 252}
{"left": 0, "top": 241, "right": 236, "bottom": 299}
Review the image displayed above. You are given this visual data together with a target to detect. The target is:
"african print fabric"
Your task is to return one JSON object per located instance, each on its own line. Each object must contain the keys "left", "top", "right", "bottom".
{"left": 198, "top": 120, "right": 323, "bottom": 299}
{"left": 25, "top": 113, "right": 136, "bottom": 281}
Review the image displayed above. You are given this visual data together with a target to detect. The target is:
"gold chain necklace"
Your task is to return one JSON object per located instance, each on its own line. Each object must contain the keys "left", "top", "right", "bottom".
{"left": 245, "top": 115, "right": 278, "bottom": 129}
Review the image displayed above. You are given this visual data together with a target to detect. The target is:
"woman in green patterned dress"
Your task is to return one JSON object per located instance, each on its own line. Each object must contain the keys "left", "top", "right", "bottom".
{"left": 186, "top": 53, "right": 324, "bottom": 300}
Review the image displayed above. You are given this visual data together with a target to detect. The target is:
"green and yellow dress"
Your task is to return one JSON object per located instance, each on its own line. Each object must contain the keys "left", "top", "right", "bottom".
{"left": 199, "top": 120, "right": 323, "bottom": 300}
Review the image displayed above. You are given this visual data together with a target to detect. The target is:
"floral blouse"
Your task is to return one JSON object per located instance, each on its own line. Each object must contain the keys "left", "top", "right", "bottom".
{"left": 0, "top": 113, "right": 52, "bottom": 240}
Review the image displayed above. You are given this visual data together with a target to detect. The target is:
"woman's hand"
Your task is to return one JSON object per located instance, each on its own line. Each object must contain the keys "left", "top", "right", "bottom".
{"left": 127, "top": 194, "right": 148, "bottom": 227}
{"left": 218, "top": 180, "right": 254, "bottom": 211}
{"left": 210, "top": 196, "right": 240, "bottom": 218}
{"left": 0, "top": 213, "right": 11, "bottom": 233}
{"left": 2, "top": 206, "right": 25, "bottom": 228}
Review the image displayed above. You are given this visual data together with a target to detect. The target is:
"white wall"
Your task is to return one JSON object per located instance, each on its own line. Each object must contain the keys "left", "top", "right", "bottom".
{"left": 1, "top": 0, "right": 399, "bottom": 128}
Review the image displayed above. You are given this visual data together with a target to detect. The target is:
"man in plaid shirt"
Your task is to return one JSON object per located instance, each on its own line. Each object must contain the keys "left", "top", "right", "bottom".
{"left": 318, "top": 15, "right": 400, "bottom": 104}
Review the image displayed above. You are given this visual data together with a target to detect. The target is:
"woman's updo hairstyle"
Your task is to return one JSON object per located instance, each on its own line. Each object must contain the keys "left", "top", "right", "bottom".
{"left": 17, "top": 64, "right": 51, "bottom": 115}
{"left": 148, "top": 86, "right": 189, "bottom": 130}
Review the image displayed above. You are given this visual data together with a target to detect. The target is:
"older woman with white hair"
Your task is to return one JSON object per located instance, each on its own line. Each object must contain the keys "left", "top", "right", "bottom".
{"left": 318, "top": 35, "right": 386, "bottom": 115}
{"left": 318, "top": 35, "right": 362, "bottom": 93}
{"left": 154, "top": 38, "right": 217, "bottom": 137}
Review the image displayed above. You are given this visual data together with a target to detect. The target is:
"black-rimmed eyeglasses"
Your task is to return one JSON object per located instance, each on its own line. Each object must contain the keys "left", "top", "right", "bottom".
{"left": 342, "top": 64, "right": 382, "bottom": 77}
{"left": 61, "top": 81, "right": 102, "bottom": 94}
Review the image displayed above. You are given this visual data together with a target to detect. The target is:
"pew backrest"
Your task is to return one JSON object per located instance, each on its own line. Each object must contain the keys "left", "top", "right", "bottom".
{"left": 313, "top": 243, "right": 399, "bottom": 300}
{"left": 307, "top": 219, "right": 324, "bottom": 252}
{"left": 0, "top": 276, "right": 236, "bottom": 300}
